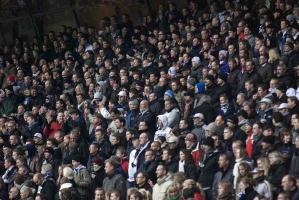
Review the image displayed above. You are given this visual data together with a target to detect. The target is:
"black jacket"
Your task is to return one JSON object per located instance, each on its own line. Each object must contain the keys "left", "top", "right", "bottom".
{"left": 267, "top": 163, "right": 287, "bottom": 189}
{"left": 198, "top": 151, "right": 219, "bottom": 188}
{"left": 41, "top": 178, "right": 57, "bottom": 200}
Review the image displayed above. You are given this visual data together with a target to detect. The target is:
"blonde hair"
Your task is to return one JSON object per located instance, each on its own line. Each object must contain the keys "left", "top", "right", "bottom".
{"left": 268, "top": 48, "right": 280, "bottom": 61}
{"left": 269, "top": 151, "right": 284, "bottom": 164}
{"left": 257, "top": 157, "right": 270, "bottom": 176}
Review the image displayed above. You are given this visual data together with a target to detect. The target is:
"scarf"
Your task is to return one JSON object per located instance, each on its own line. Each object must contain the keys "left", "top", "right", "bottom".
{"left": 74, "top": 164, "right": 86, "bottom": 175}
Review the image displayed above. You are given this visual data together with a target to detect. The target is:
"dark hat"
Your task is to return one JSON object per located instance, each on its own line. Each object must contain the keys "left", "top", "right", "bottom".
{"left": 202, "top": 137, "right": 215, "bottom": 148}
{"left": 218, "top": 74, "right": 227, "bottom": 82}
{"left": 262, "top": 135, "right": 275, "bottom": 145}
{"left": 44, "top": 147, "right": 55, "bottom": 155}
{"left": 72, "top": 154, "right": 82, "bottom": 163}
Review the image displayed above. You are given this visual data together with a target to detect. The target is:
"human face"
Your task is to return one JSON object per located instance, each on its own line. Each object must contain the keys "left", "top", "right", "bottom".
{"left": 110, "top": 192, "right": 119, "bottom": 200}
{"left": 136, "top": 173, "right": 146, "bottom": 185}
{"left": 104, "top": 162, "right": 114, "bottom": 174}
{"left": 162, "top": 150, "right": 169, "bottom": 161}
{"left": 94, "top": 190, "right": 105, "bottom": 200}
{"left": 218, "top": 156, "right": 228, "bottom": 168}
{"left": 110, "top": 136, "right": 118, "bottom": 145}
{"left": 139, "top": 133, "right": 148, "bottom": 145}
{"left": 156, "top": 165, "right": 165, "bottom": 178}
{"left": 239, "top": 165, "right": 246, "bottom": 176}
{"left": 145, "top": 151, "right": 153, "bottom": 162}
{"left": 281, "top": 176, "right": 292, "bottom": 192}
{"left": 179, "top": 151, "right": 185, "bottom": 161}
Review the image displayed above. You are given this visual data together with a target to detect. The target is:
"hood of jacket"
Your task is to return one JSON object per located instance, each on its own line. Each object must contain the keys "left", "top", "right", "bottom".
{"left": 157, "top": 114, "right": 168, "bottom": 130}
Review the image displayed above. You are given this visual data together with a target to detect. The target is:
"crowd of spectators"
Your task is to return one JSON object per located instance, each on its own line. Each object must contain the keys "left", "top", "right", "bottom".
{"left": 0, "top": 0, "right": 299, "bottom": 199}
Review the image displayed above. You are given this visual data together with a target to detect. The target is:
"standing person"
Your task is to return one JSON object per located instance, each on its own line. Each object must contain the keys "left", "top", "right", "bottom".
{"left": 102, "top": 158, "right": 126, "bottom": 199}
{"left": 152, "top": 164, "right": 173, "bottom": 200}
{"left": 198, "top": 137, "right": 219, "bottom": 200}
{"left": 71, "top": 154, "right": 92, "bottom": 200}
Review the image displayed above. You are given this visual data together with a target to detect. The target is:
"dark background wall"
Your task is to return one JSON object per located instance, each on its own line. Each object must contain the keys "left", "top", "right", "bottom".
{"left": 0, "top": 0, "right": 187, "bottom": 44}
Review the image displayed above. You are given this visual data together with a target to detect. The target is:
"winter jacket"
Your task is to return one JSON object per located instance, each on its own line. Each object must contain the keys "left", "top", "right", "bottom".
{"left": 103, "top": 171, "right": 126, "bottom": 198}
{"left": 290, "top": 149, "right": 299, "bottom": 177}
{"left": 152, "top": 174, "right": 173, "bottom": 200}
{"left": 198, "top": 151, "right": 219, "bottom": 189}
{"left": 212, "top": 168, "right": 233, "bottom": 198}
{"left": 73, "top": 165, "right": 92, "bottom": 199}
{"left": 155, "top": 115, "right": 172, "bottom": 140}
{"left": 267, "top": 163, "right": 287, "bottom": 190}
{"left": 164, "top": 107, "right": 180, "bottom": 128}
{"left": 254, "top": 177, "right": 272, "bottom": 200}
{"left": 40, "top": 178, "right": 57, "bottom": 200}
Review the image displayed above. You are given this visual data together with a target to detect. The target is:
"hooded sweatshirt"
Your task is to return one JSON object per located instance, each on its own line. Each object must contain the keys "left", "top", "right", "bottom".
{"left": 154, "top": 115, "right": 172, "bottom": 140}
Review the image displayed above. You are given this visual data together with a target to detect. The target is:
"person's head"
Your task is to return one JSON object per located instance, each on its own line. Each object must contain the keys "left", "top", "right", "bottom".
{"left": 4, "top": 157, "right": 15, "bottom": 169}
{"left": 257, "top": 157, "right": 270, "bottom": 176}
{"left": 9, "top": 186, "right": 20, "bottom": 200}
{"left": 192, "top": 113, "right": 204, "bottom": 125}
{"left": 135, "top": 171, "right": 148, "bottom": 186}
{"left": 218, "top": 180, "right": 233, "bottom": 198}
{"left": 104, "top": 158, "right": 117, "bottom": 175}
{"left": 268, "top": 151, "right": 284, "bottom": 165}
{"left": 139, "top": 132, "right": 149, "bottom": 145}
{"left": 184, "top": 133, "right": 196, "bottom": 149}
{"left": 179, "top": 149, "right": 194, "bottom": 164}
{"left": 127, "top": 190, "right": 143, "bottom": 200}
{"left": 281, "top": 175, "right": 297, "bottom": 192}
{"left": 33, "top": 173, "right": 43, "bottom": 186}
{"left": 115, "top": 146, "right": 126, "bottom": 159}
{"left": 71, "top": 154, "right": 82, "bottom": 168}
{"left": 20, "top": 186, "right": 32, "bottom": 199}
{"left": 109, "top": 190, "right": 121, "bottom": 200}
{"left": 223, "top": 126, "right": 234, "bottom": 140}
{"left": 277, "top": 192, "right": 291, "bottom": 200}
{"left": 144, "top": 149, "right": 155, "bottom": 162}
{"left": 238, "top": 162, "right": 252, "bottom": 177}
{"left": 162, "top": 149, "right": 172, "bottom": 162}
{"left": 232, "top": 140, "right": 246, "bottom": 159}
{"left": 166, "top": 185, "right": 180, "bottom": 200}
{"left": 218, "top": 153, "right": 230, "bottom": 169}
{"left": 156, "top": 164, "right": 167, "bottom": 178}
{"left": 288, "top": 96, "right": 298, "bottom": 109}
{"left": 89, "top": 142, "right": 99, "bottom": 155}
{"left": 94, "top": 187, "right": 105, "bottom": 200}
{"left": 239, "top": 177, "right": 253, "bottom": 192}
{"left": 252, "top": 122, "right": 263, "bottom": 136}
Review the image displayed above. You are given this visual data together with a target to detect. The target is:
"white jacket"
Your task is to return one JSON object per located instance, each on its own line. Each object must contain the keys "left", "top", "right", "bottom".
{"left": 154, "top": 115, "right": 171, "bottom": 140}
{"left": 152, "top": 174, "right": 173, "bottom": 200}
